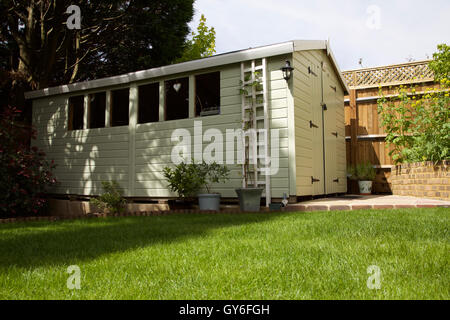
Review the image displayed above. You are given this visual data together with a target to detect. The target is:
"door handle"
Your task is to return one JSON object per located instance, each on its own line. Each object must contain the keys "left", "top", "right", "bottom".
{"left": 331, "top": 132, "right": 338, "bottom": 137}
{"left": 333, "top": 178, "right": 339, "bottom": 183}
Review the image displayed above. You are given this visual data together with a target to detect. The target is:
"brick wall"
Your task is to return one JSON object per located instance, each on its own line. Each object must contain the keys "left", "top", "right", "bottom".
{"left": 390, "top": 161, "right": 449, "bottom": 200}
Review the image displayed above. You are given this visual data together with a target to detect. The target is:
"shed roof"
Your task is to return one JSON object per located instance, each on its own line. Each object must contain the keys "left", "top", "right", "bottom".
{"left": 25, "top": 40, "right": 349, "bottom": 99}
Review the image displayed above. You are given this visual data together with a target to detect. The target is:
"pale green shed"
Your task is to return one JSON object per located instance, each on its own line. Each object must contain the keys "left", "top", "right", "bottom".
{"left": 25, "top": 40, "right": 349, "bottom": 205}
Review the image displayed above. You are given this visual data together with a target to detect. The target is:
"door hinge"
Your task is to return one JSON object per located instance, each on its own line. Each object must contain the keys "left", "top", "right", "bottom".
{"left": 308, "top": 66, "right": 318, "bottom": 77}
{"left": 311, "top": 176, "right": 320, "bottom": 184}
{"left": 333, "top": 178, "right": 339, "bottom": 183}
{"left": 321, "top": 102, "right": 327, "bottom": 111}
{"left": 331, "top": 132, "right": 338, "bottom": 137}
{"left": 309, "top": 120, "right": 318, "bottom": 128}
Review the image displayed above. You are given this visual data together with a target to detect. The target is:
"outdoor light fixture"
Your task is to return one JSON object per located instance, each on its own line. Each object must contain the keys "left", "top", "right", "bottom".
{"left": 281, "top": 60, "right": 294, "bottom": 81}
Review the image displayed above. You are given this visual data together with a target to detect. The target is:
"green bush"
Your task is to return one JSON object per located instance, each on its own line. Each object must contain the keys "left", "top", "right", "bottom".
{"left": 90, "top": 181, "right": 127, "bottom": 215}
{"left": 163, "top": 162, "right": 204, "bottom": 199}
{"left": 377, "top": 44, "right": 450, "bottom": 164}
{"left": 347, "top": 162, "right": 376, "bottom": 181}
{"left": 163, "top": 161, "right": 230, "bottom": 198}
{"left": 0, "top": 106, "right": 57, "bottom": 217}
{"left": 197, "top": 161, "right": 230, "bottom": 193}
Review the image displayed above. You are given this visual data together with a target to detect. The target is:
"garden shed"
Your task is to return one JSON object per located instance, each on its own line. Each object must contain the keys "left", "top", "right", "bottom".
{"left": 25, "top": 40, "right": 349, "bottom": 205}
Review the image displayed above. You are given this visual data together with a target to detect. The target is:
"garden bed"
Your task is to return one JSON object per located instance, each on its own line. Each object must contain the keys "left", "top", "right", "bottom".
{"left": 390, "top": 161, "right": 449, "bottom": 200}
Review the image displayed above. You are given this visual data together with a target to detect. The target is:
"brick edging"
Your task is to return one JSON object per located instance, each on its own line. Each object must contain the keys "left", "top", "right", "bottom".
{"left": 0, "top": 203, "right": 448, "bottom": 224}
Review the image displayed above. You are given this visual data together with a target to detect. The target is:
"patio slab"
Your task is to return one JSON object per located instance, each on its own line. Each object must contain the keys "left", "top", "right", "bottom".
{"left": 285, "top": 195, "right": 450, "bottom": 212}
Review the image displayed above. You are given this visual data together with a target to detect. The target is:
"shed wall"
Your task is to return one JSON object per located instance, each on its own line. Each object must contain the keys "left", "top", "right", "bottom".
{"left": 32, "top": 56, "right": 292, "bottom": 199}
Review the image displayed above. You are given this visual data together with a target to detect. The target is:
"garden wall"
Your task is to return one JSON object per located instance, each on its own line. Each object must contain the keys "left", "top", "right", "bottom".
{"left": 389, "top": 161, "right": 449, "bottom": 200}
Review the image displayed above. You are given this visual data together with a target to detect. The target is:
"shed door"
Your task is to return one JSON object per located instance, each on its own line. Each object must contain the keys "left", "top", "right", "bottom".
{"left": 322, "top": 66, "right": 338, "bottom": 194}
{"left": 311, "top": 63, "right": 325, "bottom": 196}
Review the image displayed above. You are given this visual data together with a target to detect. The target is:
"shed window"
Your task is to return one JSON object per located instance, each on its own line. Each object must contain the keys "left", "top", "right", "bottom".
{"left": 68, "top": 95, "right": 84, "bottom": 130}
{"left": 165, "top": 77, "right": 189, "bottom": 121}
{"left": 138, "top": 83, "right": 159, "bottom": 124}
{"left": 88, "top": 92, "right": 106, "bottom": 129}
{"left": 111, "top": 88, "right": 129, "bottom": 127}
{"left": 195, "top": 72, "right": 220, "bottom": 116}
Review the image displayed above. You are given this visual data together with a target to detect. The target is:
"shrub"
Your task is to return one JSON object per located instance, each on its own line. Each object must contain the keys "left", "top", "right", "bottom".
{"left": 163, "top": 161, "right": 230, "bottom": 198}
{"left": 90, "top": 181, "right": 127, "bottom": 215}
{"left": 163, "top": 162, "right": 204, "bottom": 199}
{"left": 347, "top": 162, "right": 376, "bottom": 181}
{"left": 0, "top": 106, "right": 57, "bottom": 217}
{"left": 377, "top": 44, "right": 450, "bottom": 164}
{"left": 196, "top": 161, "right": 230, "bottom": 193}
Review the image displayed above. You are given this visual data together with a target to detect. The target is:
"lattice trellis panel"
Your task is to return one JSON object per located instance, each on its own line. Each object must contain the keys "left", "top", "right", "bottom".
{"left": 342, "top": 60, "right": 435, "bottom": 88}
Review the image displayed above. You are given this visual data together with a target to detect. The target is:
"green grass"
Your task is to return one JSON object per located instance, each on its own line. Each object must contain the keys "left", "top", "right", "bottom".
{"left": 0, "top": 208, "right": 448, "bottom": 299}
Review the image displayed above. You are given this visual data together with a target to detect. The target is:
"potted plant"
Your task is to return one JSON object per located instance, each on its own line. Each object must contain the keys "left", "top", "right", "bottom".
{"left": 347, "top": 162, "right": 376, "bottom": 195}
{"left": 235, "top": 71, "right": 264, "bottom": 212}
{"left": 197, "top": 161, "right": 230, "bottom": 211}
{"left": 163, "top": 161, "right": 203, "bottom": 209}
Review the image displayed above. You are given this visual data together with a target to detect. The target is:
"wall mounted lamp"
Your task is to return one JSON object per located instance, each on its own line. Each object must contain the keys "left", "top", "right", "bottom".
{"left": 281, "top": 60, "right": 294, "bottom": 81}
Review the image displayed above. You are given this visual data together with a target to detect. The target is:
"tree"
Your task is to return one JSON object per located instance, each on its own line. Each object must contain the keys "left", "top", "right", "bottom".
{"left": 177, "top": 14, "right": 216, "bottom": 63}
{"left": 429, "top": 44, "right": 450, "bottom": 81}
{"left": 0, "top": 0, "right": 194, "bottom": 109}
{"left": 377, "top": 44, "right": 450, "bottom": 164}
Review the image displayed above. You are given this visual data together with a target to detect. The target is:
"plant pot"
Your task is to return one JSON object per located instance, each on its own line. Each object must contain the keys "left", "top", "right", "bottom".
{"left": 198, "top": 194, "right": 221, "bottom": 211}
{"left": 168, "top": 199, "right": 195, "bottom": 210}
{"left": 235, "top": 188, "right": 263, "bottom": 212}
{"left": 358, "top": 180, "right": 373, "bottom": 195}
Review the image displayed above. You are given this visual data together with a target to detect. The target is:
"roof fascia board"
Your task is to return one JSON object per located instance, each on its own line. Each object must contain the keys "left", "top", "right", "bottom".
{"left": 25, "top": 42, "right": 294, "bottom": 100}
{"left": 293, "top": 40, "right": 327, "bottom": 51}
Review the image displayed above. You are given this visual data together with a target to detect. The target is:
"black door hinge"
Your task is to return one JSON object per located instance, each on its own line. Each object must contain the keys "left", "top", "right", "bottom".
{"left": 309, "top": 120, "right": 318, "bottom": 128}
{"left": 308, "top": 66, "right": 318, "bottom": 77}
{"left": 321, "top": 103, "right": 327, "bottom": 111}
{"left": 311, "top": 176, "right": 320, "bottom": 184}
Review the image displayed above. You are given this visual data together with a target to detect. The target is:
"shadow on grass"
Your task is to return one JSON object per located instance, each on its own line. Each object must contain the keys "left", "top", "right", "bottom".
{"left": 0, "top": 213, "right": 287, "bottom": 269}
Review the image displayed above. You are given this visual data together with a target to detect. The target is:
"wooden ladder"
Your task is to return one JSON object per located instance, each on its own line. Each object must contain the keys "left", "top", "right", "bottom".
{"left": 240, "top": 58, "right": 271, "bottom": 207}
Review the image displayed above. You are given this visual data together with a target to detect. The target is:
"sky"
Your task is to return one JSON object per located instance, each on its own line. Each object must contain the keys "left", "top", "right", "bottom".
{"left": 189, "top": 0, "right": 450, "bottom": 71}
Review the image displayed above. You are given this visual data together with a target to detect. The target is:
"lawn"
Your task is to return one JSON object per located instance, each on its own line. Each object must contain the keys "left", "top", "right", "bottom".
{"left": 0, "top": 208, "right": 448, "bottom": 300}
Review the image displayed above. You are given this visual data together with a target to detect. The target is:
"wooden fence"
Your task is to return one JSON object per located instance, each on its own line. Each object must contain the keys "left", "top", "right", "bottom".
{"left": 342, "top": 60, "right": 437, "bottom": 193}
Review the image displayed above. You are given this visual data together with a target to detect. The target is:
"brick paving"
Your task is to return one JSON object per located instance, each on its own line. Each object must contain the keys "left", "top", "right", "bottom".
{"left": 0, "top": 195, "right": 449, "bottom": 224}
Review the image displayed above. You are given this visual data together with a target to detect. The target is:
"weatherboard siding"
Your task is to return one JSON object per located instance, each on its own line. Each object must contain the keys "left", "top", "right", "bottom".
{"left": 32, "top": 55, "right": 291, "bottom": 198}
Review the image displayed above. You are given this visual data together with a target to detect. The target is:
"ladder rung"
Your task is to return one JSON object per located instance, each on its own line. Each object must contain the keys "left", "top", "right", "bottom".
{"left": 244, "top": 103, "right": 264, "bottom": 109}
{"left": 244, "top": 66, "right": 263, "bottom": 72}
{"left": 245, "top": 91, "right": 264, "bottom": 97}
